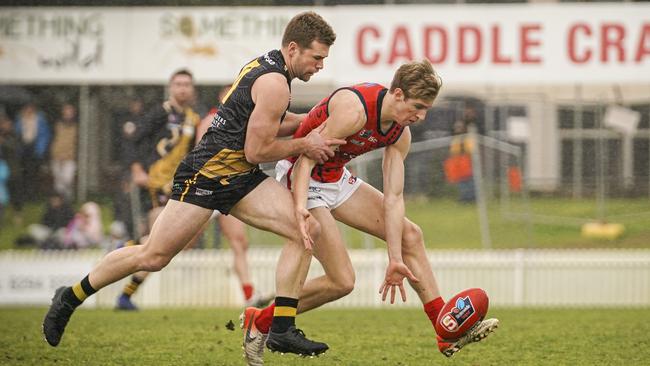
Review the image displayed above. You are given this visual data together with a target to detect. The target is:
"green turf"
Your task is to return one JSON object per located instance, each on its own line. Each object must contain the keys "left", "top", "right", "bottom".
{"left": 247, "top": 197, "right": 650, "bottom": 250}
{"left": 3, "top": 197, "right": 650, "bottom": 250}
{"left": 2, "top": 307, "right": 649, "bottom": 365}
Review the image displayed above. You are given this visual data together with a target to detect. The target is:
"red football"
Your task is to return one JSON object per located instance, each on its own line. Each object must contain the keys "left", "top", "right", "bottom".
{"left": 435, "top": 288, "right": 489, "bottom": 341}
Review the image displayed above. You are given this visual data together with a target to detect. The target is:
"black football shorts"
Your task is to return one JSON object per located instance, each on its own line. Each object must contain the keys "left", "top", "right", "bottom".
{"left": 170, "top": 163, "right": 269, "bottom": 214}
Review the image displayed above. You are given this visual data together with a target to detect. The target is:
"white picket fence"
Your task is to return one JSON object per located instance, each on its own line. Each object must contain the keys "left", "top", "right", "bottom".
{"left": 1, "top": 249, "right": 649, "bottom": 308}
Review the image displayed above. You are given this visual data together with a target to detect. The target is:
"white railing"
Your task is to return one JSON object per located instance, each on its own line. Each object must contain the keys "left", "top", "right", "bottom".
{"left": 1, "top": 249, "right": 649, "bottom": 308}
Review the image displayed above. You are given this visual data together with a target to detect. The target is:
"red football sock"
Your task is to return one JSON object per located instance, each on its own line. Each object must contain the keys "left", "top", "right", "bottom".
{"left": 242, "top": 284, "right": 254, "bottom": 301}
{"left": 255, "top": 303, "right": 275, "bottom": 334}
{"left": 424, "top": 297, "right": 445, "bottom": 331}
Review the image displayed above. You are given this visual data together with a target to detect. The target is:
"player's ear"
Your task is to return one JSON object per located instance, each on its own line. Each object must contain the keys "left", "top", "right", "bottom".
{"left": 287, "top": 41, "right": 299, "bottom": 57}
{"left": 393, "top": 88, "right": 405, "bottom": 102}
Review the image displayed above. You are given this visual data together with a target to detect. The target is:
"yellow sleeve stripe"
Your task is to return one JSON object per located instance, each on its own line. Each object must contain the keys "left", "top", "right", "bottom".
{"left": 273, "top": 306, "right": 297, "bottom": 317}
{"left": 222, "top": 59, "right": 260, "bottom": 103}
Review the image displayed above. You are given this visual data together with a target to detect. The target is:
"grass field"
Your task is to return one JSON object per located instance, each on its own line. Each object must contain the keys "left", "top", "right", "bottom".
{"left": 246, "top": 197, "right": 650, "bottom": 250}
{"left": 2, "top": 307, "right": 649, "bottom": 365}
{"left": 2, "top": 197, "right": 649, "bottom": 250}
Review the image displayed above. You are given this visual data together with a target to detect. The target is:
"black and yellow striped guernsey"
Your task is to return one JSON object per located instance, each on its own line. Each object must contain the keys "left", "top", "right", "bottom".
{"left": 170, "top": 49, "right": 291, "bottom": 213}
{"left": 181, "top": 49, "right": 290, "bottom": 177}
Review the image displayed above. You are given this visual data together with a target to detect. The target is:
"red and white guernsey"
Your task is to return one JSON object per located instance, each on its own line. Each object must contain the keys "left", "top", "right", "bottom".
{"left": 290, "top": 83, "right": 405, "bottom": 183}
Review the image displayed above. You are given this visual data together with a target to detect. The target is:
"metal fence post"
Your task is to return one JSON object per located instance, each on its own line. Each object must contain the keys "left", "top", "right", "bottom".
{"left": 514, "top": 248, "right": 525, "bottom": 306}
{"left": 470, "top": 125, "right": 492, "bottom": 249}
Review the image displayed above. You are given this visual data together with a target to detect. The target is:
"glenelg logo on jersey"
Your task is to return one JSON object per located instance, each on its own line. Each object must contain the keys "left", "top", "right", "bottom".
{"left": 439, "top": 296, "right": 476, "bottom": 333}
{"left": 359, "top": 129, "right": 372, "bottom": 138}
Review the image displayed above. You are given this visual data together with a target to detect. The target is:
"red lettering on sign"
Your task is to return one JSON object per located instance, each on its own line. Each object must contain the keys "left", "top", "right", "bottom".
{"left": 491, "top": 25, "right": 512, "bottom": 64}
{"left": 388, "top": 26, "right": 413, "bottom": 64}
{"left": 568, "top": 23, "right": 592, "bottom": 63}
{"left": 354, "top": 21, "right": 647, "bottom": 67}
{"left": 601, "top": 23, "right": 625, "bottom": 62}
{"left": 356, "top": 26, "right": 380, "bottom": 66}
{"left": 424, "top": 25, "right": 448, "bottom": 64}
{"left": 459, "top": 25, "right": 481, "bottom": 64}
{"left": 634, "top": 23, "right": 650, "bottom": 62}
{"left": 521, "top": 24, "right": 542, "bottom": 64}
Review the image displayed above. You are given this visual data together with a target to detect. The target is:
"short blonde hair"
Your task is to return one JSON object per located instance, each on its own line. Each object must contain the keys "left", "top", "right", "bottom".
{"left": 389, "top": 60, "right": 442, "bottom": 102}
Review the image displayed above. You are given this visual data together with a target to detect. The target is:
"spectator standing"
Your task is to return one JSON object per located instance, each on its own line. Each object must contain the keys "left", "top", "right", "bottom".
{"left": 111, "top": 97, "right": 146, "bottom": 240}
{"left": 50, "top": 103, "right": 78, "bottom": 200}
{"left": 113, "top": 97, "right": 144, "bottom": 168}
{"left": 14, "top": 102, "right": 51, "bottom": 211}
{"left": 0, "top": 149, "right": 8, "bottom": 226}
{"left": 446, "top": 117, "right": 476, "bottom": 203}
{"left": 0, "top": 108, "right": 19, "bottom": 226}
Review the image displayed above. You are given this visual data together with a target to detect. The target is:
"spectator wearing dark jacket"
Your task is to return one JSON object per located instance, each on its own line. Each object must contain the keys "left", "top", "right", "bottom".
{"left": 14, "top": 102, "right": 51, "bottom": 211}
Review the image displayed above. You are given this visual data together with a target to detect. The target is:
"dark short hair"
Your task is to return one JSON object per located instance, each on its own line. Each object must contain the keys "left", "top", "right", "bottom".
{"left": 170, "top": 68, "right": 194, "bottom": 82}
{"left": 282, "top": 11, "right": 336, "bottom": 49}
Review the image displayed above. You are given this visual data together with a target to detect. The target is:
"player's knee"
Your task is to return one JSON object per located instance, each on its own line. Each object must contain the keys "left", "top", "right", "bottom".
{"left": 307, "top": 218, "right": 322, "bottom": 241}
{"left": 402, "top": 222, "right": 424, "bottom": 252}
{"left": 137, "top": 249, "right": 173, "bottom": 272}
{"left": 333, "top": 272, "right": 355, "bottom": 297}
{"left": 230, "top": 237, "right": 249, "bottom": 254}
{"left": 147, "top": 254, "right": 172, "bottom": 272}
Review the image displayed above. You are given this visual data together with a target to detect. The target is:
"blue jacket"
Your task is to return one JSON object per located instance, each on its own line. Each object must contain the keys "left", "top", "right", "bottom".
{"left": 0, "top": 160, "right": 9, "bottom": 205}
{"left": 15, "top": 112, "right": 51, "bottom": 158}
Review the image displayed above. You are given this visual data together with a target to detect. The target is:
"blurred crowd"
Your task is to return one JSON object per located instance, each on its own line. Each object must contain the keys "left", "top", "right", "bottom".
{"left": 0, "top": 85, "right": 486, "bottom": 250}
{"left": 0, "top": 100, "right": 105, "bottom": 249}
{"left": 0, "top": 97, "right": 146, "bottom": 250}
{"left": 0, "top": 80, "right": 234, "bottom": 251}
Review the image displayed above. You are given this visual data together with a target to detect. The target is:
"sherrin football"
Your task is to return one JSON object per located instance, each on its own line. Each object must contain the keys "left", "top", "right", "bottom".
{"left": 435, "top": 288, "right": 489, "bottom": 341}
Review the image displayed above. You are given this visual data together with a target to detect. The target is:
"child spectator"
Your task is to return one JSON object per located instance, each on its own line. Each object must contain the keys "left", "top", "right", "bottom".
{"left": 60, "top": 202, "right": 104, "bottom": 249}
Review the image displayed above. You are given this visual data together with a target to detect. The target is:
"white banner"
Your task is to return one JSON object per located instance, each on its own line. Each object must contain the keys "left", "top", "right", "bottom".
{"left": 0, "top": 7, "right": 320, "bottom": 84}
{"left": 0, "top": 5, "right": 648, "bottom": 85}
{"left": 333, "top": 4, "right": 650, "bottom": 85}
{"left": 0, "top": 251, "right": 98, "bottom": 306}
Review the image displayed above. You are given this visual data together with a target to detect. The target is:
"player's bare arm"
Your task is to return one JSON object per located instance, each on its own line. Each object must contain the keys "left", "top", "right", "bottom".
{"left": 195, "top": 112, "right": 213, "bottom": 144}
{"left": 130, "top": 162, "right": 149, "bottom": 187}
{"left": 379, "top": 128, "right": 419, "bottom": 304}
{"left": 245, "top": 73, "right": 345, "bottom": 164}
{"left": 291, "top": 90, "right": 366, "bottom": 248}
{"left": 128, "top": 109, "right": 164, "bottom": 187}
{"left": 276, "top": 111, "right": 306, "bottom": 137}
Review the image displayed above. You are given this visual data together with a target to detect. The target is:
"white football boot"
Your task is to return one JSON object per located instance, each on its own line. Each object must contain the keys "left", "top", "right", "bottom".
{"left": 240, "top": 307, "right": 267, "bottom": 366}
{"left": 437, "top": 318, "right": 499, "bottom": 357}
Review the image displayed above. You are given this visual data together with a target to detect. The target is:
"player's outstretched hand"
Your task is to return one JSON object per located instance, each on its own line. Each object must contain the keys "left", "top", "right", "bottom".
{"left": 379, "top": 260, "right": 419, "bottom": 304}
{"left": 304, "top": 124, "right": 346, "bottom": 164}
{"left": 294, "top": 206, "right": 314, "bottom": 250}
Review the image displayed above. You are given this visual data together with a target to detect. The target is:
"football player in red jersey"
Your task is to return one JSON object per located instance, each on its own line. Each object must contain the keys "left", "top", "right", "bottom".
{"left": 242, "top": 60, "right": 498, "bottom": 364}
